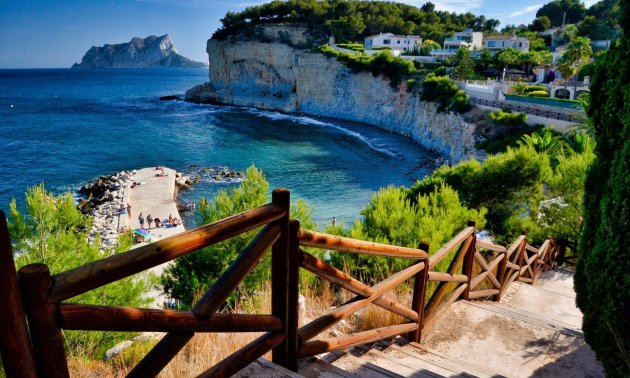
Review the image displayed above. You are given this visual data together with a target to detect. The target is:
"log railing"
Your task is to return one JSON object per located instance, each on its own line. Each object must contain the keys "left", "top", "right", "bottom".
{"left": 0, "top": 189, "right": 561, "bottom": 378}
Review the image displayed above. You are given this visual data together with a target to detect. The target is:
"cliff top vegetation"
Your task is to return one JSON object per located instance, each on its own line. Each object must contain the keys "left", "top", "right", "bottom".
{"left": 212, "top": 0, "right": 500, "bottom": 43}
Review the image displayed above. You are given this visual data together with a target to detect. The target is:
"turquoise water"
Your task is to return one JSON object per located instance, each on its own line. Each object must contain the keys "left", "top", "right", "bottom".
{"left": 0, "top": 68, "right": 438, "bottom": 226}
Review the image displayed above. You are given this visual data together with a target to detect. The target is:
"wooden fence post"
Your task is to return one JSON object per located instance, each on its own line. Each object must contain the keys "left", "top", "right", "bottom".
{"left": 286, "top": 220, "right": 300, "bottom": 371}
{"left": 494, "top": 242, "right": 508, "bottom": 302}
{"left": 271, "top": 189, "right": 290, "bottom": 368}
{"left": 517, "top": 231, "right": 527, "bottom": 282}
{"left": 461, "top": 221, "right": 476, "bottom": 300}
{"left": 19, "top": 264, "right": 69, "bottom": 378}
{"left": 409, "top": 242, "right": 430, "bottom": 343}
{"left": 0, "top": 211, "right": 38, "bottom": 378}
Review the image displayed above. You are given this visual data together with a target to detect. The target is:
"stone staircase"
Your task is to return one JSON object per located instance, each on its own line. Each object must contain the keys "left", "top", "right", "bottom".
{"left": 238, "top": 267, "right": 604, "bottom": 378}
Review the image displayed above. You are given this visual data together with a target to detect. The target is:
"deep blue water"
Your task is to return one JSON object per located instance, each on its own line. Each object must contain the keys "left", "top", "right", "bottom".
{"left": 0, "top": 68, "right": 438, "bottom": 226}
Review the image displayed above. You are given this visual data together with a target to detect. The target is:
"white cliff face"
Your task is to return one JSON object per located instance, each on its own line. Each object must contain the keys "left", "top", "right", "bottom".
{"left": 187, "top": 30, "right": 477, "bottom": 162}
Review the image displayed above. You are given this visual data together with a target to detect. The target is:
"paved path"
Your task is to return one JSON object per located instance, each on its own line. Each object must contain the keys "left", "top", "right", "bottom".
{"left": 126, "top": 167, "right": 186, "bottom": 309}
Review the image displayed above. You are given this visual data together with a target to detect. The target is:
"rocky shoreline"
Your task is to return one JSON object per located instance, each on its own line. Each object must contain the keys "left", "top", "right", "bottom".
{"left": 77, "top": 166, "right": 244, "bottom": 251}
{"left": 78, "top": 170, "right": 137, "bottom": 251}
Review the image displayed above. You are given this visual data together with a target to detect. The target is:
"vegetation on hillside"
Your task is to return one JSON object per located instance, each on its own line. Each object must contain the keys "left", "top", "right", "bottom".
{"left": 8, "top": 185, "right": 152, "bottom": 358}
{"left": 213, "top": 0, "right": 499, "bottom": 43}
{"left": 575, "top": 1, "right": 630, "bottom": 374}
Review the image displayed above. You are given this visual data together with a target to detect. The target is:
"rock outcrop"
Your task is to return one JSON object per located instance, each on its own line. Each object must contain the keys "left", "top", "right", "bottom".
{"left": 72, "top": 35, "right": 207, "bottom": 68}
{"left": 186, "top": 26, "right": 477, "bottom": 163}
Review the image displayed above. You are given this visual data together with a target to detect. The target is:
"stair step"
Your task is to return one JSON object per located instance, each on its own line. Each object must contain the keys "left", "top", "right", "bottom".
{"left": 355, "top": 348, "right": 439, "bottom": 378}
{"left": 299, "top": 357, "right": 360, "bottom": 378}
{"left": 390, "top": 341, "right": 501, "bottom": 378}
{"left": 329, "top": 350, "right": 406, "bottom": 378}
{"left": 465, "top": 301, "right": 583, "bottom": 338}
{"left": 234, "top": 358, "right": 304, "bottom": 377}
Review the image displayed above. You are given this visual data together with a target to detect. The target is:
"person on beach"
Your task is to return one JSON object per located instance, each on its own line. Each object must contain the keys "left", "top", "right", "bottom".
{"left": 138, "top": 213, "right": 145, "bottom": 229}
{"left": 127, "top": 204, "right": 131, "bottom": 217}
{"left": 332, "top": 216, "right": 337, "bottom": 227}
{"left": 154, "top": 218, "right": 161, "bottom": 228}
{"left": 147, "top": 214, "right": 153, "bottom": 229}
{"left": 168, "top": 214, "right": 174, "bottom": 226}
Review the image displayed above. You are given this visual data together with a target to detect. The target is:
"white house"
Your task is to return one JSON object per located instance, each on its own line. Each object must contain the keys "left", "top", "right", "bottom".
{"left": 430, "top": 28, "right": 483, "bottom": 60}
{"left": 364, "top": 33, "right": 421, "bottom": 51}
{"left": 483, "top": 35, "right": 530, "bottom": 53}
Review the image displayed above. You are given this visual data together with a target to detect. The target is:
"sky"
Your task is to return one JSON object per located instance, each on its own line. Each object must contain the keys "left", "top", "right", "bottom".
{"left": 0, "top": 0, "right": 600, "bottom": 68}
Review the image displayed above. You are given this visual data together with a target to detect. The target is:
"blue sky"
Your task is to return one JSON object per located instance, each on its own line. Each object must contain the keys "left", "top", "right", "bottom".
{"left": 0, "top": 0, "right": 598, "bottom": 68}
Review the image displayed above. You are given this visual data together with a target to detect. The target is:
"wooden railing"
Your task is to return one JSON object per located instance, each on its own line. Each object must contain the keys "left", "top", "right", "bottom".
{"left": 0, "top": 189, "right": 561, "bottom": 378}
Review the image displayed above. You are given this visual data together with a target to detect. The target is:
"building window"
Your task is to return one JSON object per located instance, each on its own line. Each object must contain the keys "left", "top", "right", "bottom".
{"left": 397, "top": 40, "right": 400, "bottom": 44}
{"left": 519, "top": 42, "right": 522, "bottom": 47}
{"left": 488, "top": 41, "right": 495, "bottom": 47}
{"left": 384, "top": 39, "right": 390, "bottom": 45}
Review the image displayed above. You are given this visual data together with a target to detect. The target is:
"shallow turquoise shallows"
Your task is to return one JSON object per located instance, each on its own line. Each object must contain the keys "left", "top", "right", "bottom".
{"left": 0, "top": 68, "right": 438, "bottom": 226}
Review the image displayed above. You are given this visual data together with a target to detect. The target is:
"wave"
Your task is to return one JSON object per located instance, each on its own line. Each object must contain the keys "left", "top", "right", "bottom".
{"left": 245, "top": 109, "right": 399, "bottom": 158}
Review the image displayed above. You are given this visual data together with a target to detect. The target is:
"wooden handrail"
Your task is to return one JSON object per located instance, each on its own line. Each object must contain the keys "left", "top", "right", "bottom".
{"left": 299, "top": 229, "right": 428, "bottom": 259}
{"left": 298, "top": 323, "right": 418, "bottom": 357}
{"left": 50, "top": 203, "right": 286, "bottom": 303}
{"left": 298, "top": 261, "right": 426, "bottom": 343}
{"left": 59, "top": 304, "right": 282, "bottom": 333}
{"left": 0, "top": 190, "right": 565, "bottom": 377}
{"left": 128, "top": 221, "right": 281, "bottom": 377}
{"left": 428, "top": 227, "right": 475, "bottom": 269}
{"left": 300, "top": 250, "right": 419, "bottom": 321}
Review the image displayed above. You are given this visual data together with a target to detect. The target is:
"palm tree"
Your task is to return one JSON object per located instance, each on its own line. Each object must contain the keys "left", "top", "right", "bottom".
{"left": 518, "top": 129, "right": 564, "bottom": 163}
{"left": 562, "top": 37, "right": 593, "bottom": 99}
{"left": 556, "top": 56, "right": 577, "bottom": 97}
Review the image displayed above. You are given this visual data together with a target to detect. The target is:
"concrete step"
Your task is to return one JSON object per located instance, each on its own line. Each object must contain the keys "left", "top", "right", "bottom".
{"left": 353, "top": 348, "right": 439, "bottom": 378}
{"left": 327, "top": 350, "right": 406, "bottom": 378}
{"left": 299, "top": 355, "right": 363, "bottom": 378}
{"left": 389, "top": 342, "right": 502, "bottom": 378}
{"left": 466, "top": 301, "right": 583, "bottom": 338}
{"left": 234, "top": 358, "right": 304, "bottom": 377}
{"left": 534, "top": 267, "right": 576, "bottom": 299}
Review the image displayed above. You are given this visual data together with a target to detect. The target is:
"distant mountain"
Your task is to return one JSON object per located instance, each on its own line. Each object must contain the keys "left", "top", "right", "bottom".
{"left": 72, "top": 35, "right": 207, "bottom": 68}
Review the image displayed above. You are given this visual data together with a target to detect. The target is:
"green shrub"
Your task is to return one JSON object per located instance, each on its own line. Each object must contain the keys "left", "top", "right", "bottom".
{"left": 525, "top": 85, "right": 548, "bottom": 93}
{"left": 421, "top": 74, "right": 471, "bottom": 113}
{"left": 489, "top": 109, "right": 528, "bottom": 125}
{"left": 576, "top": 13, "right": 630, "bottom": 375}
{"left": 451, "top": 90, "right": 472, "bottom": 113}
{"left": 161, "top": 166, "right": 315, "bottom": 309}
{"left": 315, "top": 45, "right": 414, "bottom": 87}
{"left": 408, "top": 146, "right": 552, "bottom": 239}
{"left": 528, "top": 90, "right": 550, "bottom": 97}
{"left": 433, "top": 66, "right": 447, "bottom": 76}
{"left": 336, "top": 42, "right": 365, "bottom": 52}
{"left": 8, "top": 184, "right": 151, "bottom": 358}
{"left": 326, "top": 184, "right": 487, "bottom": 282}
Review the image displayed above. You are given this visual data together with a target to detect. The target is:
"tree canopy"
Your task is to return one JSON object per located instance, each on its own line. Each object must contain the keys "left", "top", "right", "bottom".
{"left": 576, "top": 0, "right": 630, "bottom": 374}
{"left": 213, "top": 0, "right": 499, "bottom": 43}
{"left": 536, "top": 0, "right": 587, "bottom": 27}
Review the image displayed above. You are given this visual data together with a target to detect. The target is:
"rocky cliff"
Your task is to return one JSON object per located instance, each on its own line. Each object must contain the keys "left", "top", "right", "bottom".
{"left": 72, "top": 35, "right": 207, "bottom": 68}
{"left": 186, "top": 27, "right": 477, "bottom": 162}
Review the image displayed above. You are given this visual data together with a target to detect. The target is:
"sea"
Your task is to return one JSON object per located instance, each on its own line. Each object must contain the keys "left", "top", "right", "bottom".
{"left": 0, "top": 68, "right": 438, "bottom": 227}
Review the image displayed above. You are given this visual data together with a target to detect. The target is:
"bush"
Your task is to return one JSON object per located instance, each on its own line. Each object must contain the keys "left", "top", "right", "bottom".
{"left": 576, "top": 12, "right": 630, "bottom": 375}
{"left": 326, "top": 184, "right": 486, "bottom": 282}
{"left": 525, "top": 85, "right": 548, "bottom": 93}
{"left": 336, "top": 42, "right": 365, "bottom": 52}
{"left": 489, "top": 109, "right": 528, "bottom": 125}
{"left": 315, "top": 45, "right": 414, "bottom": 87}
{"left": 421, "top": 73, "right": 471, "bottom": 113}
{"left": 408, "top": 146, "right": 552, "bottom": 239}
{"left": 161, "top": 166, "right": 315, "bottom": 309}
{"left": 451, "top": 90, "right": 472, "bottom": 113}
{"left": 8, "top": 184, "right": 151, "bottom": 358}
{"left": 433, "top": 66, "right": 447, "bottom": 76}
{"left": 528, "top": 90, "right": 550, "bottom": 97}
